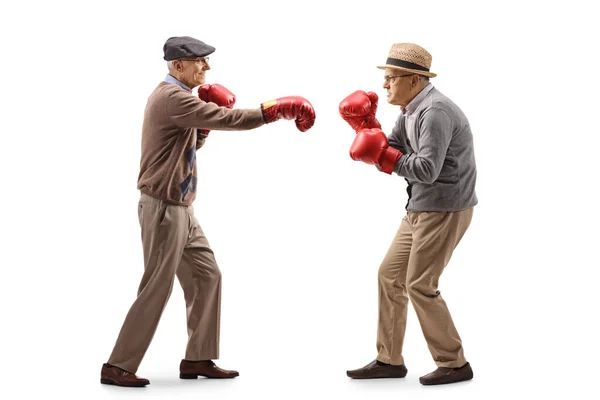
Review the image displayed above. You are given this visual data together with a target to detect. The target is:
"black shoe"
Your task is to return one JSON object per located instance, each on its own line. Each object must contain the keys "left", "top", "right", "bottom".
{"left": 347, "top": 360, "right": 408, "bottom": 379}
{"left": 419, "top": 362, "right": 473, "bottom": 385}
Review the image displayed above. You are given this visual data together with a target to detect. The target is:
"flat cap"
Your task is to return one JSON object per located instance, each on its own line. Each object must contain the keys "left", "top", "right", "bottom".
{"left": 163, "top": 36, "right": 215, "bottom": 61}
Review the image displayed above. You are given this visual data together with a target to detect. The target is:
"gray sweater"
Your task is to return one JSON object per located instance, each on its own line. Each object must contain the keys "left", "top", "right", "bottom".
{"left": 388, "top": 85, "right": 478, "bottom": 212}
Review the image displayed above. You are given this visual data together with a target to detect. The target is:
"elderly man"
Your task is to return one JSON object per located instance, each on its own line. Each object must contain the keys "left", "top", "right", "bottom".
{"left": 100, "top": 36, "right": 315, "bottom": 387}
{"left": 340, "top": 43, "right": 477, "bottom": 385}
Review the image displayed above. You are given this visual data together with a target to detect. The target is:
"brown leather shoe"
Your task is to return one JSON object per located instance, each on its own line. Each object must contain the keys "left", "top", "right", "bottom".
{"left": 179, "top": 360, "right": 239, "bottom": 379}
{"left": 419, "top": 362, "right": 473, "bottom": 385}
{"left": 347, "top": 360, "right": 408, "bottom": 379}
{"left": 100, "top": 363, "right": 150, "bottom": 387}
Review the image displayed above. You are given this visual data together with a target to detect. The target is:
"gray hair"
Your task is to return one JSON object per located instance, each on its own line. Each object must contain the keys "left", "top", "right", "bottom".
{"left": 167, "top": 60, "right": 174, "bottom": 70}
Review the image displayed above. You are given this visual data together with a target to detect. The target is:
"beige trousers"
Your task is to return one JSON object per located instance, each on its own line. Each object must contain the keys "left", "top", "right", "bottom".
{"left": 108, "top": 194, "right": 221, "bottom": 373}
{"left": 376, "top": 208, "right": 473, "bottom": 368}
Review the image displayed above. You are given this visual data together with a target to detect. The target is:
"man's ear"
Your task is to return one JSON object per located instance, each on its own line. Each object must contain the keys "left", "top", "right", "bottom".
{"left": 174, "top": 60, "right": 182, "bottom": 72}
{"left": 411, "top": 75, "right": 420, "bottom": 87}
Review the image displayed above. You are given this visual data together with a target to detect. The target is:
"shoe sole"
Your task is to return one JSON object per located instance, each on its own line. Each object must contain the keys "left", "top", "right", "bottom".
{"left": 348, "top": 376, "right": 407, "bottom": 379}
{"left": 420, "top": 375, "right": 473, "bottom": 385}
{"left": 100, "top": 378, "right": 149, "bottom": 387}
{"left": 347, "top": 372, "right": 408, "bottom": 379}
{"left": 180, "top": 373, "right": 239, "bottom": 379}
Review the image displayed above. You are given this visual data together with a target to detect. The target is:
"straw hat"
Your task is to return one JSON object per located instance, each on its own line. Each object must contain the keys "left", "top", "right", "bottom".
{"left": 377, "top": 43, "right": 437, "bottom": 78}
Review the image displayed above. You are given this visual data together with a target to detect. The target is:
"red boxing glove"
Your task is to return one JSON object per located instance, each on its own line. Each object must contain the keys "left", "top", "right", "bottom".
{"left": 350, "top": 128, "right": 402, "bottom": 174}
{"left": 339, "top": 90, "right": 381, "bottom": 132}
{"left": 198, "top": 84, "right": 237, "bottom": 136}
{"left": 260, "top": 96, "right": 316, "bottom": 132}
{"left": 198, "top": 84, "right": 236, "bottom": 108}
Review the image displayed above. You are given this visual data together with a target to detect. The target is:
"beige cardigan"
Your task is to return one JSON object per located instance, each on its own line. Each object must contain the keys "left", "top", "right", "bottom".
{"left": 137, "top": 82, "right": 265, "bottom": 205}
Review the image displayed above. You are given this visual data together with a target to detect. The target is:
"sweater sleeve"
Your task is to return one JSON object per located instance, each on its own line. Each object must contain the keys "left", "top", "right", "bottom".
{"left": 394, "top": 108, "right": 452, "bottom": 184}
{"left": 167, "top": 89, "right": 265, "bottom": 131}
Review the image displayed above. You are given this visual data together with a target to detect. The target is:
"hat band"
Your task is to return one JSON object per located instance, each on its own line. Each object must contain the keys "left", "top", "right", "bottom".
{"left": 385, "top": 58, "right": 429, "bottom": 72}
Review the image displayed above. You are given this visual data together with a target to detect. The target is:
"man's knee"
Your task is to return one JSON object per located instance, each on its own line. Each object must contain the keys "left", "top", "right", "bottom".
{"left": 407, "top": 278, "right": 439, "bottom": 300}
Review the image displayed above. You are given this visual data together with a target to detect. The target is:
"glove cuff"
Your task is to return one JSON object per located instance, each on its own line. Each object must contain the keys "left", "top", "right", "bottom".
{"left": 260, "top": 100, "right": 278, "bottom": 123}
{"left": 379, "top": 147, "right": 402, "bottom": 175}
{"left": 367, "top": 117, "right": 382, "bottom": 130}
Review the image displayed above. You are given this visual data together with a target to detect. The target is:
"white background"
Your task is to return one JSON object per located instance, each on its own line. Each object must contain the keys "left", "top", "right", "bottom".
{"left": 1, "top": 0, "right": 599, "bottom": 399}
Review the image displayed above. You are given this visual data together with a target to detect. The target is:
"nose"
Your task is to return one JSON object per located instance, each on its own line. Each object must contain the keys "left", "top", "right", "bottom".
{"left": 203, "top": 61, "right": 211, "bottom": 71}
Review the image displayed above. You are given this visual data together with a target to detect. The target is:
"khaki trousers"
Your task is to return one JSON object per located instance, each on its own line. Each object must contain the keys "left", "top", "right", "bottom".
{"left": 108, "top": 194, "right": 221, "bottom": 373}
{"left": 376, "top": 208, "right": 473, "bottom": 368}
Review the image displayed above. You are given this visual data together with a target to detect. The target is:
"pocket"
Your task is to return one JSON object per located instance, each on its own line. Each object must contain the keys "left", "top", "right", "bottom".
{"left": 158, "top": 204, "right": 170, "bottom": 226}
{"left": 138, "top": 202, "right": 145, "bottom": 225}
